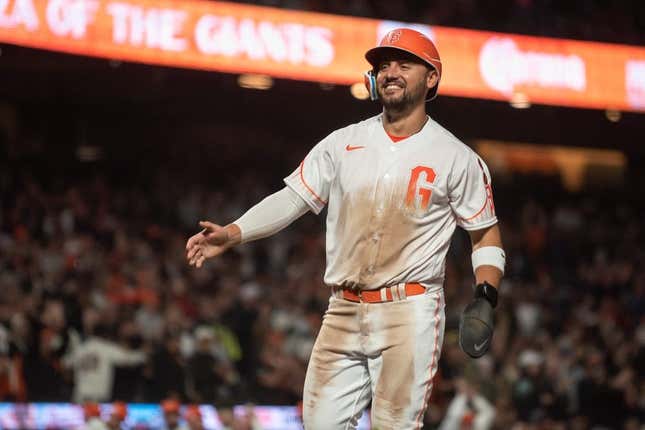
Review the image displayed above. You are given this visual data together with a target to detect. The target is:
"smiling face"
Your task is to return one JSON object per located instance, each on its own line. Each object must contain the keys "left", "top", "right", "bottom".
{"left": 375, "top": 49, "right": 438, "bottom": 111}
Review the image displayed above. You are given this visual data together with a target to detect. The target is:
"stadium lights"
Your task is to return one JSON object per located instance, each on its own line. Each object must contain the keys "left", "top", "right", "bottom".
{"left": 237, "top": 74, "right": 273, "bottom": 90}
{"left": 605, "top": 109, "right": 621, "bottom": 122}
{"left": 350, "top": 83, "right": 369, "bottom": 100}
{"left": 510, "top": 92, "right": 531, "bottom": 109}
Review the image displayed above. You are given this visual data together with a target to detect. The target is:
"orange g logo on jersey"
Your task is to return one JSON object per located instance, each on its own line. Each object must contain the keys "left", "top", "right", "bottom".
{"left": 406, "top": 166, "right": 436, "bottom": 211}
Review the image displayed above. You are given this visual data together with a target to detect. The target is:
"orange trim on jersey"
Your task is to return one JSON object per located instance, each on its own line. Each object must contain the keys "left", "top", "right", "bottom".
{"left": 460, "top": 184, "right": 494, "bottom": 222}
{"left": 414, "top": 294, "right": 442, "bottom": 429}
{"left": 461, "top": 198, "right": 488, "bottom": 222}
{"left": 299, "top": 161, "right": 328, "bottom": 206}
{"left": 386, "top": 131, "right": 410, "bottom": 143}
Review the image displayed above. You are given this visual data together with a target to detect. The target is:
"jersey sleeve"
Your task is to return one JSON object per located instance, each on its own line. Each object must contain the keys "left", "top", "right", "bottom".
{"left": 283, "top": 132, "right": 337, "bottom": 215}
{"left": 449, "top": 151, "right": 498, "bottom": 231}
{"left": 105, "top": 343, "right": 146, "bottom": 366}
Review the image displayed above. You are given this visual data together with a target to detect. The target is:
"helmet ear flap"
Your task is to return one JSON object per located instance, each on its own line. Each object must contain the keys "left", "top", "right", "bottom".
{"left": 363, "top": 70, "right": 378, "bottom": 101}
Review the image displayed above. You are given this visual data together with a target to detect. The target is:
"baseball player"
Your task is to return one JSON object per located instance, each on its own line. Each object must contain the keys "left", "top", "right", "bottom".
{"left": 62, "top": 324, "right": 146, "bottom": 403}
{"left": 186, "top": 28, "right": 505, "bottom": 429}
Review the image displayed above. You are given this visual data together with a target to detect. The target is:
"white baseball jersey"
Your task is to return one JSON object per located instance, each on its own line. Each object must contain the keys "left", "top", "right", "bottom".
{"left": 284, "top": 114, "right": 497, "bottom": 291}
{"left": 63, "top": 337, "right": 146, "bottom": 403}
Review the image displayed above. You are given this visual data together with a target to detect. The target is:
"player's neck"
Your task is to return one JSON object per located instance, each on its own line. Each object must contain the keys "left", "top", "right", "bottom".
{"left": 382, "top": 104, "right": 428, "bottom": 137}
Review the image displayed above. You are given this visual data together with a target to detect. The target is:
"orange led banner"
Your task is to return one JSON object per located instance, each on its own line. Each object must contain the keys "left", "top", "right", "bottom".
{"left": 1, "top": 0, "right": 645, "bottom": 112}
{"left": 435, "top": 27, "right": 645, "bottom": 112}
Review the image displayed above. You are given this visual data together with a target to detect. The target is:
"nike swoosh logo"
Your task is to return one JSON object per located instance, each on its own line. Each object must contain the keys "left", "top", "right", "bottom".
{"left": 345, "top": 144, "right": 366, "bottom": 151}
{"left": 474, "top": 338, "right": 489, "bottom": 352}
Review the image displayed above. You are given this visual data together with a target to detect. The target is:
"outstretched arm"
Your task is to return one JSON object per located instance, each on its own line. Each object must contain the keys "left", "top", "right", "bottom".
{"left": 235, "top": 186, "right": 311, "bottom": 242}
{"left": 186, "top": 186, "right": 310, "bottom": 268}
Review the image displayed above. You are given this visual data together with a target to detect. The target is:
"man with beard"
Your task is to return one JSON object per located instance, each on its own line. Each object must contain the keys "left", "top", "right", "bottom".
{"left": 186, "top": 28, "right": 505, "bottom": 429}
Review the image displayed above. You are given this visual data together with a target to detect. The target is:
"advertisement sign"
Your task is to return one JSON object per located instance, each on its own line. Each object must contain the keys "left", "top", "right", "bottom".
{"left": 1, "top": 0, "right": 644, "bottom": 111}
{"left": 0, "top": 403, "right": 370, "bottom": 430}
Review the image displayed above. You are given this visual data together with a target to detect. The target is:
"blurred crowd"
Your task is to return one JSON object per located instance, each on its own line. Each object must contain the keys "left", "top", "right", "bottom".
{"left": 0, "top": 139, "right": 643, "bottom": 430}
{"left": 0, "top": 1, "right": 643, "bottom": 429}
{"left": 433, "top": 184, "right": 645, "bottom": 430}
{"left": 228, "top": 0, "right": 645, "bottom": 45}
{"left": 79, "top": 398, "right": 246, "bottom": 430}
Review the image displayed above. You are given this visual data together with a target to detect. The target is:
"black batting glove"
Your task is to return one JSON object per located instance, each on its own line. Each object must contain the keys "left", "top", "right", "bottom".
{"left": 459, "top": 282, "right": 497, "bottom": 358}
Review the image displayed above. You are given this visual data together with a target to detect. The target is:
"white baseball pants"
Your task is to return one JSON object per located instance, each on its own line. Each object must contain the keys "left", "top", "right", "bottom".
{"left": 303, "top": 288, "right": 445, "bottom": 429}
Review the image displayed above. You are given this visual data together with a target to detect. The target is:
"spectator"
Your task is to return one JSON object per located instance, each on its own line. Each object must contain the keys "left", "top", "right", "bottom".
{"left": 63, "top": 324, "right": 146, "bottom": 403}
{"left": 112, "top": 319, "right": 147, "bottom": 401}
{"left": 0, "top": 321, "right": 26, "bottom": 401}
{"left": 0, "top": 117, "right": 643, "bottom": 427}
{"left": 23, "top": 299, "right": 77, "bottom": 401}
{"left": 161, "top": 398, "right": 182, "bottom": 430}
{"left": 105, "top": 402, "right": 128, "bottom": 430}
{"left": 233, "top": 403, "right": 262, "bottom": 430}
{"left": 186, "top": 326, "right": 224, "bottom": 403}
{"left": 218, "top": 407, "right": 234, "bottom": 430}
{"left": 439, "top": 378, "right": 495, "bottom": 430}
{"left": 81, "top": 402, "right": 107, "bottom": 430}
{"left": 577, "top": 351, "right": 626, "bottom": 427}
{"left": 512, "top": 350, "right": 552, "bottom": 422}
{"left": 145, "top": 334, "right": 187, "bottom": 401}
{"left": 182, "top": 405, "right": 204, "bottom": 430}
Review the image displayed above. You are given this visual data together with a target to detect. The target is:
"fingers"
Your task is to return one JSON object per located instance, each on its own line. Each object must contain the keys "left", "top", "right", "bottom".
{"left": 199, "top": 220, "right": 221, "bottom": 231}
{"left": 186, "top": 230, "right": 204, "bottom": 265}
{"left": 196, "top": 254, "right": 206, "bottom": 268}
{"left": 186, "top": 232, "right": 204, "bottom": 263}
{"left": 187, "top": 244, "right": 200, "bottom": 262}
{"left": 186, "top": 221, "right": 223, "bottom": 268}
{"left": 185, "top": 231, "right": 204, "bottom": 251}
{"left": 189, "top": 247, "right": 203, "bottom": 267}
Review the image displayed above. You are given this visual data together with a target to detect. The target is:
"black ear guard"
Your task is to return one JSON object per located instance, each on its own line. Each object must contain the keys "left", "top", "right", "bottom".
{"left": 363, "top": 70, "right": 378, "bottom": 101}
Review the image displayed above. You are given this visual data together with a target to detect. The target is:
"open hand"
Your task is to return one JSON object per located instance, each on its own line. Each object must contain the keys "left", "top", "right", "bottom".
{"left": 185, "top": 221, "right": 231, "bottom": 268}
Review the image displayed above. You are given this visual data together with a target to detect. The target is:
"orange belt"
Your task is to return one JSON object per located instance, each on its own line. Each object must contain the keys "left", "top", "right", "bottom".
{"left": 338, "top": 283, "right": 426, "bottom": 303}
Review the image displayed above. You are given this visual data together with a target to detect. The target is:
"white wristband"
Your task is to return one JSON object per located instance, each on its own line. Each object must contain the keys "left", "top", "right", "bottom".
{"left": 472, "top": 246, "right": 506, "bottom": 275}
